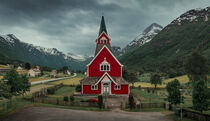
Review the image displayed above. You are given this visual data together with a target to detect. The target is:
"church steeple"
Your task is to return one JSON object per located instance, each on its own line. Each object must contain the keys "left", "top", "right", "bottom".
{"left": 95, "top": 16, "right": 111, "bottom": 56}
{"left": 98, "top": 16, "right": 107, "bottom": 36}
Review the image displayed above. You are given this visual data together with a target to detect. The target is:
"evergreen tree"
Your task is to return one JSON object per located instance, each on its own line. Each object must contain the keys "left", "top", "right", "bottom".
{"left": 192, "top": 80, "right": 209, "bottom": 112}
{"left": 19, "top": 75, "right": 31, "bottom": 95}
{"left": 185, "top": 51, "right": 209, "bottom": 84}
{"left": 98, "top": 95, "right": 103, "bottom": 109}
{"left": 129, "top": 94, "right": 134, "bottom": 110}
{"left": 25, "top": 62, "right": 31, "bottom": 70}
{"left": 123, "top": 68, "right": 138, "bottom": 87}
{"left": 166, "top": 79, "right": 181, "bottom": 106}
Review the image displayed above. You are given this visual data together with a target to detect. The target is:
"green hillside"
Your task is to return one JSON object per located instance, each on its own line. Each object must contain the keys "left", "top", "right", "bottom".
{"left": 120, "top": 18, "right": 210, "bottom": 76}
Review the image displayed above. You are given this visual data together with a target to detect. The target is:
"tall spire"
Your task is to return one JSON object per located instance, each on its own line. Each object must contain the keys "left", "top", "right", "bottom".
{"left": 98, "top": 16, "right": 107, "bottom": 36}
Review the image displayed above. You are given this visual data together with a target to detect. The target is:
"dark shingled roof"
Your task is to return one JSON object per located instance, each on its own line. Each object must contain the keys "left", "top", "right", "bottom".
{"left": 80, "top": 77, "right": 128, "bottom": 85}
{"left": 98, "top": 16, "right": 107, "bottom": 36}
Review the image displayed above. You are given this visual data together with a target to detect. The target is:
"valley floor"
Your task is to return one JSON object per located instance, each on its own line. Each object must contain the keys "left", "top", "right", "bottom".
{"left": 1, "top": 107, "right": 172, "bottom": 121}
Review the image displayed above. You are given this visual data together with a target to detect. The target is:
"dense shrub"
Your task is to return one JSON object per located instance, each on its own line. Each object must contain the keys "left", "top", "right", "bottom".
{"left": 192, "top": 80, "right": 209, "bottom": 112}
{"left": 70, "top": 95, "right": 75, "bottom": 102}
{"left": 166, "top": 79, "right": 181, "bottom": 106}
{"left": 98, "top": 95, "right": 103, "bottom": 109}
{"left": 47, "top": 87, "right": 55, "bottom": 94}
{"left": 129, "top": 94, "right": 134, "bottom": 110}
{"left": 63, "top": 96, "right": 69, "bottom": 102}
{"left": 75, "top": 85, "right": 81, "bottom": 92}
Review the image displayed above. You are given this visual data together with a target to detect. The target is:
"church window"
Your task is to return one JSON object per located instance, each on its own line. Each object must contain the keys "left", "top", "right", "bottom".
{"left": 100, "top": 58, "right": 110, "bottom": 71}
{"left": 115, "top": 85, "right": 120, "bottom": 90}
{"left": 92, "top": 85, "right": 98, "bottom": 90}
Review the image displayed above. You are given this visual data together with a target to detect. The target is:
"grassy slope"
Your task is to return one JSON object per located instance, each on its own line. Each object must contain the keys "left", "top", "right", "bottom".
{"left": 120, "top": 20, "right": 210, "bottom": 74}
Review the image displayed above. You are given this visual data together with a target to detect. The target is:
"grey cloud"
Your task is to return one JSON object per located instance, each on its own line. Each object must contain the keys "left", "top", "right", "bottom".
{"left": 0, "top": 0, "right": 209, "bottom": 56}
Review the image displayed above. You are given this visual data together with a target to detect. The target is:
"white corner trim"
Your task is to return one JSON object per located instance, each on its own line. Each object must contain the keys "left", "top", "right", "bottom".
{"left": 87, "top": 45, "right": 123, "bottom": 67}
{"left": 95, "top": 72, "right": 118, "bottom": 85}
{"left": 98, "top": 31, "right": 111, "bottom": 40}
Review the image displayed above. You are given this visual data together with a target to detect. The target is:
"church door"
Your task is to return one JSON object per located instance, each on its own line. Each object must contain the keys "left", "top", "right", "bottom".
{"left": 103, "top": 83, "right": 110, "bottom": 95}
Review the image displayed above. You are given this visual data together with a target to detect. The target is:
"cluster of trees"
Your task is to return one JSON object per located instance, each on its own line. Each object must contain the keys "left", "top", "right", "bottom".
{"left": 0, "top": 69, "right": 30, "bottom": 100}
{"left": 122, "top": 68, "right": 138, "bottom": 87}
{"left": 185, "top": 51, "right": 209, "bottom": 112}
{"left": 166, "top": 51, "right": 209, "bottom": 112}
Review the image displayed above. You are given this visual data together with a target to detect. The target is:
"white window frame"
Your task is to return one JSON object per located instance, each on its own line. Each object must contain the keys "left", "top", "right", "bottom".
{"left": 100, "top": 39, "right": 107, "bottom": 44}
{"left": 114, "top": 85, "right": 120, "bottom": 90}
{"left": 100, "top": 64, "right": 110, "bottom": 71}
{"left": 91, "top": 85, "right": 98, "bottom": 90}
{"left": 100, "top": 39, "right": 104, "bottom": 44}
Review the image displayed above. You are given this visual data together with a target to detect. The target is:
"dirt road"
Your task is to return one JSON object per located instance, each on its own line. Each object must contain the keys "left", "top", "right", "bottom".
{"left": 1, "top": 107, "right": 172, "bottom": 121}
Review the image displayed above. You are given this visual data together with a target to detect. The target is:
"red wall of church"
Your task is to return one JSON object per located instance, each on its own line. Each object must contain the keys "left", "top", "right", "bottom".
{"left": 88, "top": 47, "right": 122, "bottom": 77}
{"left": 97, "top": 33, "right": 110, "bottom": 44}
{"left": 82, "top": 82, "right": 101, "bottom": 94}
{"left": 111, "top": 82, "right": 129, "bottom": 95}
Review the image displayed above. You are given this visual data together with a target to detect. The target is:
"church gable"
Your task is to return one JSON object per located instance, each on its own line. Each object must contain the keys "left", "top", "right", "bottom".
{"left": 97, "top": 32, "right": 110, "bottom": 44}
{"left": 87, "top": 45, "right": 122, "bottom": 77}
{"left": 95, "top": 72, "right": 117, "bottom": 85}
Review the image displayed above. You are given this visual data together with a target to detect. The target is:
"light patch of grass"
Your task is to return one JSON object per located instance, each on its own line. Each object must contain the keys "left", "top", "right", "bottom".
{"left": 29, "top": 84, "right": 53, "bottom": 94}
{"left": 0, "top": 65, "right": 10, "bottom": 69}
{"left": 54, "top": 86, "right": 75, "bottom": 96}
{"left": 50, "top": 77, "right": 82, "bottom": 85}
{"left": 16, "top": 69, "right": 28, "bottom": 75}
{"left": 163, "top": 75, "right": 190, "bottom": 84}
{"left": 0, "top": 76, "right": 3, "bottom": 80}
{"left": 131, "top": 88, "right": 166, "bottom": 103}
{"left": 131, "top": 82, "right": 166, "bottom": 88}
{"left": 29, "top": 77, "right": 55, "bottom": 82}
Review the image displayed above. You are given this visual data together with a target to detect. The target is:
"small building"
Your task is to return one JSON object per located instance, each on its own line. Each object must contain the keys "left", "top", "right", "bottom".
{"left": 80, "top": 16, "right": 129, "bottom": 96}
{"left": 50, "top": 70, "right": 57, "bottom": 78}
{"left": 28, "top": 66, "right": 41, "bottom": 77}
{"left": 17, "top": 66, "right": 23, "bottom": 70}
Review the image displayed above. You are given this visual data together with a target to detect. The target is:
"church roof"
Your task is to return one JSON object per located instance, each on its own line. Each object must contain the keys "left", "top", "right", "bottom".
{"left": 80, "top": 77, "right": 128, "bottom": 85}
{"left": 98, "top": 16, "right": 107, "bottom": 36}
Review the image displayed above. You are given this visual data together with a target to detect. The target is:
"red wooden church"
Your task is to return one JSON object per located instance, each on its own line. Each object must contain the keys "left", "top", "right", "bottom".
{"left": 80, "top": 16, "right": 129, "bottom": 95}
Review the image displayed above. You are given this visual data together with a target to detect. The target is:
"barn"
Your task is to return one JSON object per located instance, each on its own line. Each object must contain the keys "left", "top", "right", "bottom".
{"left": 80, "top": 16, "right": 129, "bottom": 95}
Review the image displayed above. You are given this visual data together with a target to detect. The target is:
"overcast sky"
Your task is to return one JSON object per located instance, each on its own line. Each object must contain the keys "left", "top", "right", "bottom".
{"left": 0, "top": 0, "right": 209, "bottom": 56}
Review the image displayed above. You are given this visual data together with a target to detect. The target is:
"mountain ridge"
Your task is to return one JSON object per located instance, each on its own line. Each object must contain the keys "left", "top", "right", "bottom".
{"left": 119, "top": 7, "right": 210, "bottom": 76}
{"left": 0, "top": 34, "right": 91, "bottom": 70}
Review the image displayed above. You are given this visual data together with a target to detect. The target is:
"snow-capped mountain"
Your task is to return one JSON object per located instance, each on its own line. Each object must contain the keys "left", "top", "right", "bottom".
{"left": 165, "top": 7, "right": 209, "bottom": 29}
{"left": 119, "top": 7, "right": 210, "bottom": 75}
{"left": 111, "top": 46, "right": 122, "bottom": 56}
{"left": 0, "top": 34, "right": 90, "bottom": 70}
{"left": 66, "top": 53, "right": 86, "bottom": 61}
{"left": 123, "top": 23, "right": 163, "bottom": 53}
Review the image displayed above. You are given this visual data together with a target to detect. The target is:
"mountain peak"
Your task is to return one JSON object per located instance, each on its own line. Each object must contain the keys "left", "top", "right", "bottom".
{"left": 122, "top": 23, "right": 163, "bottom": 53}
{"left": 168, "top": 7, "right": 209, "bottom": 27}
{"left": 143, "top": 23, "right": 163, "bottom": 34}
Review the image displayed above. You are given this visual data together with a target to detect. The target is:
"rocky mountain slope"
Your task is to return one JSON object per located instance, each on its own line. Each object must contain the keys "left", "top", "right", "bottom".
{"left": 122, "top": 23, "right": 163, "bottom": 53}
{"left": 120, "top": 7, "right": 210, "bottom": 76}
{"left": 0, "top": 34, "right": 91, "bottom": 70}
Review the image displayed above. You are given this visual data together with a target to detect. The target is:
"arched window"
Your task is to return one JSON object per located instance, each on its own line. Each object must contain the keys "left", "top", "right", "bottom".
{"left": 100, "top": 58, "right": 110, "bottom": 71}
{"left": 114, "top": 85, "right": 120, "bottom": 90}
{"left": 100, "top": 37, "right": 107, "bottom": 44}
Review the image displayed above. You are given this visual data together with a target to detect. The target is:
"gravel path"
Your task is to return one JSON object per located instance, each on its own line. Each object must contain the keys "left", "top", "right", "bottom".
{"left": 1, "top": 107, "right": 173, "bottom": 121}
